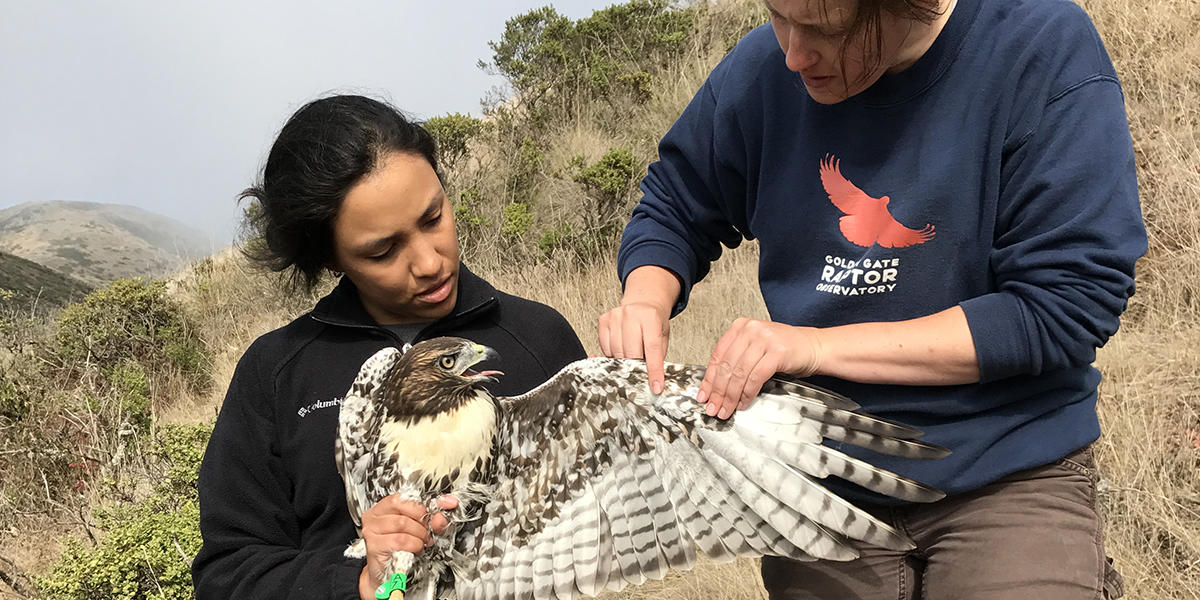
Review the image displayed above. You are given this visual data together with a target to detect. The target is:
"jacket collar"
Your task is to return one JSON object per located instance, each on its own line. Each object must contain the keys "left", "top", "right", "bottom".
{"left": 309, "top": 263, "right": 498, "bottom": 334}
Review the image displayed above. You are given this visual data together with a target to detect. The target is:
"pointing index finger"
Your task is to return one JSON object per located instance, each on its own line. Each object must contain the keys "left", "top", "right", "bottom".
{"left": 643, "top": 320, "right": 666, "bottom": 395}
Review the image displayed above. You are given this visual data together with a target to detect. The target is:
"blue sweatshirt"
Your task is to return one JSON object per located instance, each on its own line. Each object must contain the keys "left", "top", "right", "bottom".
{"left": 618, "top": 0, "right": 1146, "bottom": 503}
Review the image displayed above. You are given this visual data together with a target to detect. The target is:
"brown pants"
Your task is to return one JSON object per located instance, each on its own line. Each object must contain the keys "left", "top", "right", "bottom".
{"left": 762, "top": 447, "right": 1125, "bottom": 600}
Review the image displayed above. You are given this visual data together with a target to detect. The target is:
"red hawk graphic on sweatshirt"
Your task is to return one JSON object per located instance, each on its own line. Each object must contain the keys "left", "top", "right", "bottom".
{"left": 819, "top": 155, "right": 935, "bottom": 248}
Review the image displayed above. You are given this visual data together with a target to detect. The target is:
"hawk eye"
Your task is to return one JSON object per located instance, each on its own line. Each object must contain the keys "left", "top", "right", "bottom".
{"left": 439, "top": 355, "right": 456, "bottom": 369}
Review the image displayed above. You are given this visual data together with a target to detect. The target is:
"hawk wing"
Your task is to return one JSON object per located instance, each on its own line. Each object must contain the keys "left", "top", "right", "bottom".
{"left": 335, "top": 346, "right": 400, "bottom": 531}
{"left": 453, "top": 358, "right": 948, "bottom": 600}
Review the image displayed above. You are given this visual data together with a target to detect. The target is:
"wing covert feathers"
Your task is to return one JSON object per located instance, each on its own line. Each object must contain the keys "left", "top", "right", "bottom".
{"left": 335, "top": 347, "right": 400, "bottom": 531}
{"left": 455, "top": 358, "right": 949, "bottom": 599}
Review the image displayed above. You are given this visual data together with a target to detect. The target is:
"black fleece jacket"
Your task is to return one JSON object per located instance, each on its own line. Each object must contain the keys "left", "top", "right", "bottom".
{"left": 191, "top": 265, "right": 586, "bottom": 599}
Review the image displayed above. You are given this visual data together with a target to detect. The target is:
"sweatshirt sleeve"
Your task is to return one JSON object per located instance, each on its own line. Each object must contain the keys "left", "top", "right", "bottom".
{"left": 617, "top": 56, "right": 749, "bottom": 315}
{"left": 959, "top": 75, "right": 1147, "bottom": 383}
{"left": 191, "top": 340, "right": 363, "bottom": 600}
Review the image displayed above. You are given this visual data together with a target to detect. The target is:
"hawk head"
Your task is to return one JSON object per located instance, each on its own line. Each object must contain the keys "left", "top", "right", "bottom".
{"left": 378, "top": 337, "right": 502, "bottom": 419}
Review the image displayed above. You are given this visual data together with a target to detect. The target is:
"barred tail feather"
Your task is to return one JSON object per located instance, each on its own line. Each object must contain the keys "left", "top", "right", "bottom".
{"left": 647, "top": 450, "right": 700, "bottom": 570}
{"left": 734, "top": 427, "right": 946, "bottom": 502}
{"left": 571, "top": 488, "right": 604, "bottom": 596}
{"left": 551, "top": 502, "right": 579, "bottom": 599}
{"left": 610, "top": 451, "right": 660, "bottom": 584}
{"left": 697, "top": 444, "right": 861, "bottom": 560}
{"left": 670, "top": 441, "right": 775, "bottom": 559}
{"left": 595, "top": 455, "right": 646, "bottom": 588}
{"left": 699, "top": 429, "right": 914, "bottom": 552}
{"left": 736, "top": 401, "right": 950, "bottom": 461}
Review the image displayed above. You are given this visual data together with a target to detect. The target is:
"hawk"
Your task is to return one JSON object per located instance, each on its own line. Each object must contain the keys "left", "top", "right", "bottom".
{"left": 336, "top": 337, "right": 949, "bottom": 600}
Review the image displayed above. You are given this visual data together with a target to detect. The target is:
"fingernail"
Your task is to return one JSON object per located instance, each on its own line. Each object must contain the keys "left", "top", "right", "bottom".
{"left": 705, "top": 402, "right": 717, "bottom": 417}
{"left": 696, "top": 390, "right": 707, "bottom": 404}
{"left": 651, "top": 381, "right": 663, "bottom": 395}
{"left": 719, "top": 407, "right": 731, "bottom": 420}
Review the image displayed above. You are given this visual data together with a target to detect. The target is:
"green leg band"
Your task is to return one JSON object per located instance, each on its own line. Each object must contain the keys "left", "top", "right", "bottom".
{"left": 374, "top": 572, "right": 407, "bottom": 599}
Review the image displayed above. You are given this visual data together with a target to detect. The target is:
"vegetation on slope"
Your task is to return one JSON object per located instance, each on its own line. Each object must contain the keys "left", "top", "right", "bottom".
{"left": 0, "top": 250, "right": 92, "bottom": 310}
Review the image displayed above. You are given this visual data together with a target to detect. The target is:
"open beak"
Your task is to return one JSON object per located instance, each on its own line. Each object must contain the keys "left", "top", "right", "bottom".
{"left": 462, "top": 343, "right": 503, "bottom": 382}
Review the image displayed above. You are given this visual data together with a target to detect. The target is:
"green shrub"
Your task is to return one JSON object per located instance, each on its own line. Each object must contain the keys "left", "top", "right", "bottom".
{"left": 575, "top": 147, "right": 636, "bottom": 201}
{"left": 537, "top": 221, "right": 576, "bottom": 257}
{"left": 509, "top": 138, "right": 545, "bottom": 196}
{"left": 485, "top": 6, "right": 574, "bottom": 105}
{"left": 501, "top": 202, "right": 535, "bottom": 239}
{"left": 454, "top": 188, "right": 491, "bottom": 229}
{"left": 55, "top": 278, "right": 209, "bottom": 389}
{"left": 0, "top": 375, "right": 29, "bottom": 421}
{"left": 486, "top": 0, "right": 692, "bottom": 113}
{"left": 616, "top": 70, "right": 654, "bottom": 104}
{"left": 36, "top": 424, "right": 210, "bottom": 600}
{"left": 424, "top": 113, "right": 484, "bottom": 169}
{"left": 104, "top": 361, "right": 151, "bottom": 429}
{"left": 154, "top": 423, "right": 211, "bottom": 499}
{"left": 575, "top": 147, "right": 638, "bottom": 235}
{"left": 454, "top": 187, "right": 496, "bottom": 260}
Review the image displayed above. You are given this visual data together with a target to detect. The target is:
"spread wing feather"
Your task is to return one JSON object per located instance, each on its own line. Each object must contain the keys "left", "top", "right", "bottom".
{"left": 454, "top": 357, "right": 949, "bottom": 599}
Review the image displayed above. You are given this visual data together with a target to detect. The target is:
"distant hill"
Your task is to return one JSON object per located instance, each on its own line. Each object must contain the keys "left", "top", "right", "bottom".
{"left": 0, "top": 201, "right": 214, "bottom": 285}
{"left": 0, "top": 250, "right": 93, "bottom": 308}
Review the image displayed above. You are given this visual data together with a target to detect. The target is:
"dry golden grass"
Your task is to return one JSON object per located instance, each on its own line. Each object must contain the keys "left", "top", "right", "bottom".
{"left": 1080, "top": 0, "right": 1200, "bottom": 597}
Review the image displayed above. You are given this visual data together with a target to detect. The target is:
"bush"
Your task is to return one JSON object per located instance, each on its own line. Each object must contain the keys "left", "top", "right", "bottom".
{"left": 35, "top": 424, "right": 211, "bottom": 600}
{"left": 509, "top": 138, "right": 545, "bottom": 197}
{"left": 537, "top": 221, "right": 576, "bottom": 257}
{"left": 501, "top": 201, "right": 535, "bottom": 239}
{"left": 104, "top": 361, "right": 151, "bottom": 429}
{"left": 616, "top": 70, "right": 654, "bottom": 104}
{"left": 454, "top": 188, "right": 492, "bottom": 230}
{"left": 575, "top": 147, "right": 638, "bottom": 235}
{"left": 575, "top": 147, "right": 636, "bottom": 202}
{"left": 55, "top": 278, "right": 209, "bottom": 389}
{"left": 424, "top": 113, "right": 484, "bottom": 170}
{"left": 485, "top": 0, "right": 693, "bottom": 115}
{"left": 0, "top": 374, "right": 29, "bottom": 421}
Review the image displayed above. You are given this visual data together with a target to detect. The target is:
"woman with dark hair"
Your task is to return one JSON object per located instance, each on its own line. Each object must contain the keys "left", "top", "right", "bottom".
{"left": 599, "top": 0, "right": 1142, "bottom": 597}
{"left": 191, "top": 95, "right": 586, "bottom": 599}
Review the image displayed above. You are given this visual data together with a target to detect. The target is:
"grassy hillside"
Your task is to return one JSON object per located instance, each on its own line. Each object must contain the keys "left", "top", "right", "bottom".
{"left": 1, "top": 0, "right": 1197, "bottom": 598}
{"left": 0, "top": 201, "right": 213, "bottom": 286}
{"left": 0, "top": 250, "right": 92, "bottom": 309}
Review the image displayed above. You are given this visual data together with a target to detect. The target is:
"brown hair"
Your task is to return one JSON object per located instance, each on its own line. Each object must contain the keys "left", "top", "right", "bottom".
{"left": 838, "top": 0, "right": 944, "bottom": 84}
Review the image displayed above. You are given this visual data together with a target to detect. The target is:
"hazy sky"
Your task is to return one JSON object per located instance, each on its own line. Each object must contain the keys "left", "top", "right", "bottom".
{"left": 0, "top": 1, "right": 619, "bottom": 250}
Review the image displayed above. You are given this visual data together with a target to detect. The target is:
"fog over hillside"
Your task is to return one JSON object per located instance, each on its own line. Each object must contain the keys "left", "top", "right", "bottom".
{"left": 0, "top": 201, "right": 215, "bottom": 284}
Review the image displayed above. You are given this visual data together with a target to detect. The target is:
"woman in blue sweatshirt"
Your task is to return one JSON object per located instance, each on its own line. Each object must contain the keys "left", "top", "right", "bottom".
{"left": 599, "top": 0, "right": 1144, "bottom": 597}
